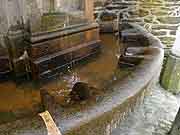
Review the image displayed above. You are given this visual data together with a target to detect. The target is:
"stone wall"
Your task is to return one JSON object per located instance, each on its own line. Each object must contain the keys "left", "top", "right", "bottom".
{"left": 95, "top": 0, "right": 180, "bottom": 48}
{"left": 1, "top": 0, "right": 180, "bottom": 48}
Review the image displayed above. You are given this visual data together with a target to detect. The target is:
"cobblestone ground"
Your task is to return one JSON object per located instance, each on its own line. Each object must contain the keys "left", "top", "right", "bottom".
{"left": 112, "top": 84, "right": 180, "bottom": 135}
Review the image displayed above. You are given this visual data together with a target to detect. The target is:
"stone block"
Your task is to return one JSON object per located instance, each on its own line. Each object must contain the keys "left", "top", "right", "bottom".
{"left": 139, "top": 8, "right": 149, "bottom": 17}
{"left": 158, "top": 36, "right": 176, "bottom": 46}
{"left": 151, "top": 30, "right": 167, "bottom": 36}
{"left": 157, "top": 17, "right": 180, "bottom": 24}
{"left": 152, "top": 24, "right": 179, "bottom": 31}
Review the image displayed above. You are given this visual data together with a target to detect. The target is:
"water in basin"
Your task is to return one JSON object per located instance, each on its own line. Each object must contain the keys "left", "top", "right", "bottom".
{"left": 41, "top": 34, "right": 133, "bottom": 106}
{"left": 0, "top": 34, "right": 135, "bottom": 123}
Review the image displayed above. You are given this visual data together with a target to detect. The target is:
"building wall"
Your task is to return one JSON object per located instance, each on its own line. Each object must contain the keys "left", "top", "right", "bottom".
{"left": 95, "top": 0, "right": 180, "bottom": 48}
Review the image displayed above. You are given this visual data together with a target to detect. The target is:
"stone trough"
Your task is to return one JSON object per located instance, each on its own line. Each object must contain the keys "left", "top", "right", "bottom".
{"left": 0, "top": 24, "right": 164, "bottom": 135}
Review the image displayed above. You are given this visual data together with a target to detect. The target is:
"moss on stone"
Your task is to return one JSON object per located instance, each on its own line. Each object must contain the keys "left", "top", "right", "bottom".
{"left": 161, "top": 54, "right": 180, "bottom": 94}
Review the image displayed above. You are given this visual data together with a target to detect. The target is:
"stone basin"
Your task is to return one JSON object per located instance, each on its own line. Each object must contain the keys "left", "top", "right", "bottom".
{"left": 0, "top": 24, "right": 164, "bottom": 135}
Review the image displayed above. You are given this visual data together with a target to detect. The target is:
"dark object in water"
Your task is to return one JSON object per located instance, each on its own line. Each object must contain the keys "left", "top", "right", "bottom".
{"left": 119, "top": 23, "right": 149, "bottom": 56}
{"left": 70, "top": 82, "right": 92, "bottom": 101}
{"left": 118, "top": 56, "right": 143, "bottom": 68}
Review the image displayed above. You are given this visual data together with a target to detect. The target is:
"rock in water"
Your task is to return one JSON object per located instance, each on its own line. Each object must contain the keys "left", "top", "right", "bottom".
{"left": 70, "top": 82, "right": 92, "bottom": 101}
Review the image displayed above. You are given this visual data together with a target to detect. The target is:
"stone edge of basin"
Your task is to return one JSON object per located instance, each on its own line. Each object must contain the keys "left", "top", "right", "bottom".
{"left": 58, "top": 24, "right": 164, "bottom": 135}
{"left": 0, "top": 24, "right": 164, "bottom": 135}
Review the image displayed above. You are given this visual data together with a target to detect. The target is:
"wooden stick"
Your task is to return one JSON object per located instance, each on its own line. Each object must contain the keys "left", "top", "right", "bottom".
{"left": 39, "top": 111, "right": 63, "bottom": 135}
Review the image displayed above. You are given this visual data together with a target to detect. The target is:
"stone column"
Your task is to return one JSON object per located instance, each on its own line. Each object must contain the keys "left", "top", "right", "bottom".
{"left": 25, "top": 0, "right": 42, "bottom": 33}
{"left": 161, "top": 27, "right": 180, "bottom": 94}
{"left": 85, "top": 0, "right": 94, "bottom": 21}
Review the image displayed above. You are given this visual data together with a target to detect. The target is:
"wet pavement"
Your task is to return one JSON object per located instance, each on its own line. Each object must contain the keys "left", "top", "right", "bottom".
{"left": 112, "top": 84, "right": 180, "bottom": 135}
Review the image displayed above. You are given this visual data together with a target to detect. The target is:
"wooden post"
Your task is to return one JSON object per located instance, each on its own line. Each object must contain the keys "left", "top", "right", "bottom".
{"left": 39, "top": 111, "right": 63, "bottom": 135}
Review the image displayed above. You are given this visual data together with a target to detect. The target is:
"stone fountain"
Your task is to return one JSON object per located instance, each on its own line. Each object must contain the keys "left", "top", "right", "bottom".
{"left": 0, "top": 1, "right": 164, "bottom": 134}
{"left": 0, "top": 0, "right": 102, "bottom": 124}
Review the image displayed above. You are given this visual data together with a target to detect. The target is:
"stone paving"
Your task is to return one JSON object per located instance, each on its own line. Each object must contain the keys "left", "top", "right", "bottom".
{"left": 112, "top": 84, "right": 180, "bottom": 135}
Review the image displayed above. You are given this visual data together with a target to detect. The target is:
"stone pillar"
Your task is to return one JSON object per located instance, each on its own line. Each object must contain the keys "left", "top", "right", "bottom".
{"left": 161, "top": 27, "right": 180, "bottom": 94}
{"left": 0, "top": 0, "right": 9, "bottom": 35}
{"left": 0, "top": 0, "right": 8, "bottom": 47}
{"left": 25, "top": 0, "right": 42, "bottom": 33}
{"left": 50, "top": 0, "right": 55, "bottom": 12}
{"left": 85, "top": 0, "right": 94, "bottom": 21}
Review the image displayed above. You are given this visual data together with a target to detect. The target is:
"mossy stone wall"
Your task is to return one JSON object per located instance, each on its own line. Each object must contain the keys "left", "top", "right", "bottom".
{"left": 95, "top": 0, "right": 180, "bottom": 48}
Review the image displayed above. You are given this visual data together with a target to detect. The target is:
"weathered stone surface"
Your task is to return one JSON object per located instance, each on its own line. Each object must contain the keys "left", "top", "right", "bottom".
{"left": 161, "top": 53, "right": 180, "bottom": 94}
{"left": 151, "top": 30, "right": 167, "bottom": 36}
{"left": 139, "top": 8, "right": 149, "bottom": 17}
{"left": 158, "top": 36, "right": 176, "bottom": 45}
{"left": 25, "top": 0, "right": 42, "bottom": 33}
{"left": 169, "top": 108, "right": 180, "bottom": 135}
{"left": 157, "top": 17, "right": 180, "bottom": 24}
{"left": 0, "top": 0, "right": 8, "bottom": 35}
{"left": 94, "top": 0, "right": 180, "bottom": 48}
{"left": 112, "top": 84, "right": 179, "bottom": 135}
{"left": 152, "top": 24, "right": 179, "bottom": 31}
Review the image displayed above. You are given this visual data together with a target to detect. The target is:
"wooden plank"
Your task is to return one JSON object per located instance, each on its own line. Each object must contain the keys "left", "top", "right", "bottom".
{"left": 39, "top": 111, "right": 62, "bottom": 135}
